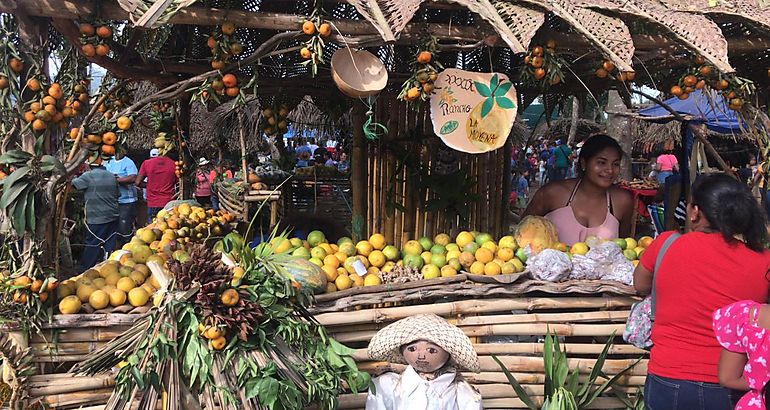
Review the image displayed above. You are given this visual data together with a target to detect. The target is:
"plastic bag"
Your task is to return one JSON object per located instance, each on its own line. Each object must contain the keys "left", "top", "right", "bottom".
{"left": 528, "top": 249, "right": 572, "bottom": 282}
{"left": 582, "top": 242, "right": 634, "bottom": 284}
{"left": 569, "top": 255, "right": 603, "bottom": 280}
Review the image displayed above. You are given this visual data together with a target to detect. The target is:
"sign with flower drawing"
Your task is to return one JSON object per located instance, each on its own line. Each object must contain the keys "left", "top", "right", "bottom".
{"left": 430, "top": 69, "right": 517, "bottom": 154}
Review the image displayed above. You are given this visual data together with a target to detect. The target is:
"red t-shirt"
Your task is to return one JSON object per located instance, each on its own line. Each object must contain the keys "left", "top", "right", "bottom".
{"left": 642, "top": 231, "right": 770, "bottom": 383}
{"left": 138, "top": 156, "right": 177, "bottom": 208}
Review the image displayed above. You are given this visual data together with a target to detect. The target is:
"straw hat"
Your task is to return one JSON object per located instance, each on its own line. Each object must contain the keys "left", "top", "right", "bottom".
{"left": 330, "top": 48, "right": 388, "bottom": 99}
{"left": 367, "top": 314, "right": 480, "bottom": 372}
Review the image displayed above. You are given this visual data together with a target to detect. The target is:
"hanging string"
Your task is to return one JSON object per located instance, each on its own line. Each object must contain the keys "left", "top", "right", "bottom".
{"left": 362, "top": 95, "right": 388, "bottom": 140}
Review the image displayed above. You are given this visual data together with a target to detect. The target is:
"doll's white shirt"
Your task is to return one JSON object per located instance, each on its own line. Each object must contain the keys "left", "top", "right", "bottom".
{"left": 365, "top": 366, "right": 483, "bottom": 410}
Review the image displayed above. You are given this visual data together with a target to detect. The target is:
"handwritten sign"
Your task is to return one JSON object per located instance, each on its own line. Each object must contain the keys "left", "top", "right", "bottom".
{"left": 430, "top": 69, "right": 517, "bottom": 154}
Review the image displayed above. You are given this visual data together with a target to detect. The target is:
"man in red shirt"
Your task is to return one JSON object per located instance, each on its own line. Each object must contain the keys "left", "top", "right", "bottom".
{"left": 135, "top": 148, "right": 177, "bottom": 220}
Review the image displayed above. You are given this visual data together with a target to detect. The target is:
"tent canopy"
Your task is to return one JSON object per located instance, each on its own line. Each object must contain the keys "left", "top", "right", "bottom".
{"left": 638, "top": 89, "right": 741, "bottom": 134}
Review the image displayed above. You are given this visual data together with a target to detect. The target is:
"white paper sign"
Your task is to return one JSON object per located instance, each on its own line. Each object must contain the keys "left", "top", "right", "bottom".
{"left": 430, "top": 69, "right": 518, "bottom": 154}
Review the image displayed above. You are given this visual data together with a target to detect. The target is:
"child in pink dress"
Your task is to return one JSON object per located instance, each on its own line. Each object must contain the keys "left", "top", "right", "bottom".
{"left": 713, "top": 300, "right": 770, "bottom": 409}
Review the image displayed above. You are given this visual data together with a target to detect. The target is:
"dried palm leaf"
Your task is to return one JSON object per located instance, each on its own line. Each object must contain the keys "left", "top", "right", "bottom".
{"left": 493, "top": 1, "right": 546, "bottom": 50}
{"left": 0, "top": 331, "right": 36, "bottom": 409}
{"left": 117, "top": 0, "right": 199, "bottom": 29}
{"left": 445, "top": 0, "right": 528, "bottom": 52}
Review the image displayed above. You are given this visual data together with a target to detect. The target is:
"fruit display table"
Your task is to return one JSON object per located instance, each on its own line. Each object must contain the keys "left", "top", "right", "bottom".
{"left": 310, "top": 275, "right": 647, "bottom": 409}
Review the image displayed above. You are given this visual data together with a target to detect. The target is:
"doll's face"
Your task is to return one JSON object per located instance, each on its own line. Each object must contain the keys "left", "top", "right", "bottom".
{"left": 401, "top": 340, "right": 450, "bottom": 373}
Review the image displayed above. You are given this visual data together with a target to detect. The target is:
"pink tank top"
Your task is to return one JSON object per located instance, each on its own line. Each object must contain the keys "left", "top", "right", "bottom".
{"left": 544, "top": 180, "right": 620, "bottom": 246}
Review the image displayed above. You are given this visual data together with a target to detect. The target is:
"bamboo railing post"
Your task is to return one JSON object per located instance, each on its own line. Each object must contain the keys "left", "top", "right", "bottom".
{"left": 351, "top": 101, "right": 367, "bottom": 241}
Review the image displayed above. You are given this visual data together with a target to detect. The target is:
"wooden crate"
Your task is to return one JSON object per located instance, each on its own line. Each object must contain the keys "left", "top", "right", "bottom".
{"left": 310, "top": 277, "right": 646, "bottom": 409}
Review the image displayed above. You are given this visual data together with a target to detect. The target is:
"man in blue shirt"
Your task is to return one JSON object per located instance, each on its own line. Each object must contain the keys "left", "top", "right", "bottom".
{"left": 73, "top": 160, "right": 119, "bottom": 270}
{"left": 105, "top": 147, "right": 138, "bottom": 247}
{"left": 551, "top": 139, "right": 573, "bottom": 181}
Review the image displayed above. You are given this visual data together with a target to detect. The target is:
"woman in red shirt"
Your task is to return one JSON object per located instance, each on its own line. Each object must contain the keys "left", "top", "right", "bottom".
{"left": 634, "top": 173, "right": 770, "bottom": 409}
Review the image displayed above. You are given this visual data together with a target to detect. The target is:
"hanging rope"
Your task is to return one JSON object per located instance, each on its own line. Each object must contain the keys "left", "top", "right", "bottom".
{"left": 362, "top": 95, "right": 388, "bottom": 140}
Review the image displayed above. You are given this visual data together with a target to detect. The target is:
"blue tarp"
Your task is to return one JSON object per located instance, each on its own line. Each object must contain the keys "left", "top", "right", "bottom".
{"left": 638, "top": 89, "right": 741, "bottom": 134}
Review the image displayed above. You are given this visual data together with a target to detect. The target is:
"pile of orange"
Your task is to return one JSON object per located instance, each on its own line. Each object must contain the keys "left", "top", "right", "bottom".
{"left": 22, "top": 82, "right": 81, "bottom": 132}
{"left": 96, "top": 86, "right": 132, "bottom": 120}
{"left": 78, "top": 22, "right": 113, "bottom": 58}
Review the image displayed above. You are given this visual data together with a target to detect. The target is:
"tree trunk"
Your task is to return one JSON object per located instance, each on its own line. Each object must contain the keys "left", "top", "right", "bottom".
{"left": 567, "top": 96, "right": 580, "bottom": 145}
{"left": 606, "top": 91, "right": 633, "bottom": 180}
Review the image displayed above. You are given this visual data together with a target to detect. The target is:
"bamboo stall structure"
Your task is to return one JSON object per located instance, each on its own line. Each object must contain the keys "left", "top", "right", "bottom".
{"left": 361, "top": 98, "right": 519, "bottom": 247}
{"left": 310, "top": 276, "right": 646, "bottom": 409}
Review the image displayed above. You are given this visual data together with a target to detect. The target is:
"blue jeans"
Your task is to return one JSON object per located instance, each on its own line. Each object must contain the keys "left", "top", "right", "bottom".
{"left": 657, "top": 171, "right": 674, "bottom": 185}
{"left": 551, "top": 167, "right": 568, "bottom": 181}
{"left": 148, "top": 207, "right": 163, "bottom": 221}
{"left": 116, "top": 202, "right": 136, "bottom": 247}
{"left": 81, "top": 220, "right": 117, "bottom": 271}
{"left": 644, "top": 373, "right": 741, "bottom": 410}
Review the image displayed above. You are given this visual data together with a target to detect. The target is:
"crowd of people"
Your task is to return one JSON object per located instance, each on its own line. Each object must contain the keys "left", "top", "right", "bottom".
{"left": 287, "top": 137, "right": 349, "bottom": 172}
{"left": 71, "top": 148, "right": 234, "bottom": 271}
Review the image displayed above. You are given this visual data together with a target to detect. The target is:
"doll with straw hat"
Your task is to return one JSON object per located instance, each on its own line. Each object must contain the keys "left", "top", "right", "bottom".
{"left": 365, "top": 314, "right": 483, "bottom": 410}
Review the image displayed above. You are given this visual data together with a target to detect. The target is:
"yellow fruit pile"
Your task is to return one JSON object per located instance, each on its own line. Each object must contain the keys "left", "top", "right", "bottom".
{"left": 198, "top": 323, "right": 228, "bottom": 350}
{"left": 127, "top": 204, "right": 234, "bottom": 257}
{"left": 569, "top": 235, "right": 654, "bottom": 267}
{"left": 57, "top": 259, "right": 159, "bottom": 314}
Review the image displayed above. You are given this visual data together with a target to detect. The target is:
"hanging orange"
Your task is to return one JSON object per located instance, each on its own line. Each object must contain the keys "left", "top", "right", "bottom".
{"left": 48, "top": 85, "right": 63, "bottom": 99}
{"left": 81, "top": 44, "right": 96, "bottom": 57}
{"left": 79, "top": 23, "right": 95, "bottom": 36}
{"left": 532, "top": 46, "right": 543, "bottom": 56}
{"left": 96, "top": 26, "right": 112, "bottom": 38}
{"left": 670, "top": 85, "right": 683, "bottom": 96}
{"left": 207, "top": 36, "right": 217, "bottom": 49}
{"left": 102, "top": 131, "right": 117, "bottom": 145}
{"left": 116, "top": 116, "right": 132, "bottom": 130}
{"left": 595, "top": 68, "right": 608, "bottom": 78}
{"left": 416, "top": 51, "right": 432, "bottom": 64}
{"left": 95, "top": 44, "right": 110, "bottom": 57}
{"left": 69, "top": 128, "right": 80, "bottom": 140}
{"left": 682, "top": 75, "right": 697, "bottom": 87}
{"left": 534, "top": 68, "right": 546, "bottom": 80}
{"left": 32, "top": 119, "right": 46, "bottom": 131}
{"left": 101, "top": 144, "right": 116, "bottom": 155}
{"left": 225, "top": 87, "right": 239, "bottom": 97}
{"left": 302, "top": 21, "right": 316, "bottom": 35}
{"left": 221, "top": 22, "right": 236, "bottom": 36}
{"left": 229, "top": 43, "right": 243, "bottom": 55}
{"left": 222, "top": 73, "right": 237, "bottom": 87}
{"left": 26, "top": 78, "right": 40, "bottom": 91}
{"left": 602, "top": 60, "right": 615, "bottom": 72}
{"left": 211, "top": 60, "right": 225, "bottom": 70}
{"left": 0, "top": 76, "right": 8, "bottom": 89}
{"left": 300, "top": 48, "right": 312, "bottom": 59}
{"left": 318, "top": 23, "right": 331, "bottom": 38}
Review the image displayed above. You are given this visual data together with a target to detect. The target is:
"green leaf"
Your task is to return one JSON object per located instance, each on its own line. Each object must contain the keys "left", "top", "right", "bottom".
{"left": 0, "top": 166, "right": 31, "bottom": 208}
{"left": 492, "top": 355, "right": 538, "bottom": 410}
{"left": 12, "top": 188, "right": 29, "bottom": 234}
{"left": 0, "top": 150, "right": 32, "bottom": 165}
{"left": 481, "top": 97, "right": 494, "bottom": 118}
{"left": 130, "top": 366, "right": 145, "bottom": 390}
{"left": 490, "top": 74, "right": 499, "bottom": 91}
{"left": 494, "top": 82, "right": 513, "bottom": 96}
{"left": 474, "top": 81, "right": 491, "bottom": 97}
{"left": 496, "top": 97, "right": 515, "bottom": 109}
{"left": 329, "top": 339, "right": 356, "bottom": 356}
{"left": 25, "top": 191, "right": 35, "bottom": 233}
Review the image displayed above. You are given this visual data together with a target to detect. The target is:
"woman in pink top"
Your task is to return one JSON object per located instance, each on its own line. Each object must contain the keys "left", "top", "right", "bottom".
{"left": 656, "top": 151, "right": 679, "bottom": 184}
{"left": 524, "top": 135, "right": 634, "bottom": 246}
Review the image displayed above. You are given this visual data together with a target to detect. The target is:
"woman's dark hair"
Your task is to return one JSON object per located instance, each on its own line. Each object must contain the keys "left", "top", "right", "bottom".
{"left": 691, "top": 173, "right": 768, "bottom": 252}
{"left": 577, "top": 134, "right": 624, "bottom": 177}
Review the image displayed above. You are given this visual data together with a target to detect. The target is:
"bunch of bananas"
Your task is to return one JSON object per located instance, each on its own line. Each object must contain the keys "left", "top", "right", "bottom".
{"left": 153, "top": 132, "right": 175, "bottom": 156}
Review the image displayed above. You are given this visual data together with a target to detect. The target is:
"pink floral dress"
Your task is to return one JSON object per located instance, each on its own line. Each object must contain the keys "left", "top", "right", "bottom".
{"left": 713, "top": 300, "right": 770, "bottom": 409}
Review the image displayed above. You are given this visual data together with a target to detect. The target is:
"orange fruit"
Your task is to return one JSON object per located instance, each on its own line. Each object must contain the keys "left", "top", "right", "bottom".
{"left": 534, "top": 68, "right": 546, "bottom": 80}
{"left": 116, "top": 116, "right": 132, "bottom": 130}
{"left": 81, "top": 44, "right": 96, "bottom": 57}
{"left": 683, "top": 75, "right": 697, "bottom": 87}
{"left": 416, "top": 51, "right": 432, "bottom": 64}
{"left": 302, "top": 20, "right": 316, "bottom": 35}
{"left": 595, "top": 67, "right": 608, "bottom": 78}
{"left": 531, "top": 56, "right": 544, "bottom": 68}
{"left": 86, "top": 134, "right": 102, "bottom": 144}
{"left": 29, "top": 102, "right": 41, "bottom": 112}
{"left": 207, "top": 36, "right": 217, "bottom": 49}
{"left": 8, "top": 57, "right": 23, "bottom": 73}
{"left": 79, "top": 23, "right": 95, "bottom": 36}
{"left": 229, "top": 43, "right": 243, "bottom": 55}
{"left": 0, "top": 76, "right": 8, "bottom": 89}
{"left": 222, "top": 73, "right": 237, "bottom": 87}
{"left": 101, "top": 144, "right": 116, "bottom": 155}
{"left": 102, "top": 131, "right": 117, "bottom": 145}
{"left": 26, "top": 78, "right": 41, "bottom": 91}
{"left": 220, "top": 288, "right": 239, "bottom": 306}
{"left": 22, "top": 111, "right": 35, "bottom": 123}
{"left": 221, "top": 22, "right": 236, "bottom": 35}
{"left": 670, "top": 85, "right": 683, "bottom": 96}
{"left": 42, "top": 95, "right": 56, "bottom": 105}
{"left": 211, "top": 60, "right": 225, "bottom": 69}
{"left": 44, "top": 104, "right": 56, "bottom": 115}
{"left": 696, "top": 79, "right": 706, "bottom": 90}
{"left": 698, "top": 66, "right": 712, "bottom": 76}
{"left": 678, "top": 92, "right": 689, "bottom": 100}
{"left": 602, "top": 60, "right": 615, "bottom": 72}
{"left": 300, "top": 47, "right": 312, "bottom": 59}
{"left": 406, "top": 87, "right": 420, "bottom": 100}
{"left": 225, "top": 87, "right": 239, "bottom": 97}
{"left": 210, "top": 336, "right": 227, "bottom": 350}
{"left": 69, "top": 128, "right": 80, "bottom": 139}
{"left": 95, "top": 44, "right": 110, "bottom": 56}
{"left": 318, "top": 23, "right": 331, "bottom": 37}
{"left": 625, "top": 71, "right": 636, "bottom": 81}
{"left": 96, "top": 26, "right": 112, "bottom": 38}
{"left": 32, "top": 119, "right": 46, "bottom": 131}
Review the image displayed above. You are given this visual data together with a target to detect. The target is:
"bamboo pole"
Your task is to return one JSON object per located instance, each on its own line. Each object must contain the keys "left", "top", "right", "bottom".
{"left": 384, "top": 101, "right": 398, "bottom": 244}
{"left": 42, "top": 389, "right": 113, "bottom": 407}
{"left": 351, "top": 101, "right": 367, "bottom": 241}
{"left": 29, "top": 376, "right": 115, "bottom": 396}
{"left": 337, "top": 393, "right": 630, "bottom": 409}
{"left": 331, "top": 323, "right": 625, "bottom": 343}
{"left": 314, "top": 296, "right": 638, "bottom": 326}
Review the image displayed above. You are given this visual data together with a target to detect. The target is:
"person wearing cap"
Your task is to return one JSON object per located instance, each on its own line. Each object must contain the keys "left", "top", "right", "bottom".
{"left": 365, "top": 314, "right": 483, "bottom": 410}
{"left": 104, "top": 146, "right": 138, "bottom": 247}
{"left": 72, "top": 158, "right": 120, "bottom": 270}
{"left": 194, "top": 157, "right": 212, "bottom": 207}
{"left": 135, "top": 148, "right": 177, "bottom": 220}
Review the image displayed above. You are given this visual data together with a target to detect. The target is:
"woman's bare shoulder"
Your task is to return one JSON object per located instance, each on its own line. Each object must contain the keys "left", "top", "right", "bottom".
{"left": 609, "top": 185, "right": 634, "bottom": 206}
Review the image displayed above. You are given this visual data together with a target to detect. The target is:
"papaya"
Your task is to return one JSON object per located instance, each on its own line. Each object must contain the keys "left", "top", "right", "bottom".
{"left": 513, "top": 216, "right": 559, "bottom": 254}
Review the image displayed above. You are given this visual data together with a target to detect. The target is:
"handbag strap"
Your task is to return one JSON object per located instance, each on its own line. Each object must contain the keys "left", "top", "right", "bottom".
{"left": 650, "top": 232, "right": 680, "bottom": 321}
